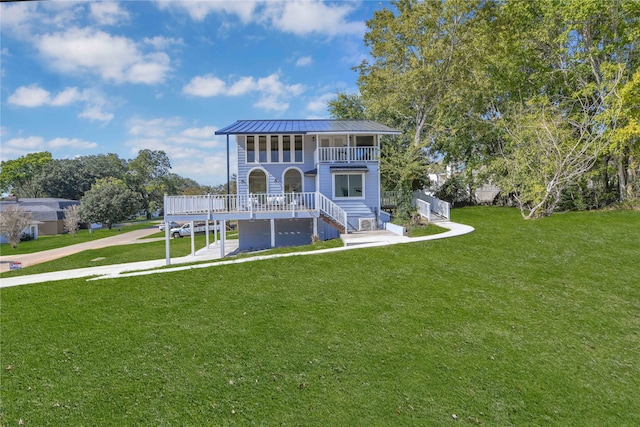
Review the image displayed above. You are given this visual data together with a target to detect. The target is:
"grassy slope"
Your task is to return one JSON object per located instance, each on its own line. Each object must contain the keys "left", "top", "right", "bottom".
{"left": 1, "top": 207, "right": 639, "bottom": 425}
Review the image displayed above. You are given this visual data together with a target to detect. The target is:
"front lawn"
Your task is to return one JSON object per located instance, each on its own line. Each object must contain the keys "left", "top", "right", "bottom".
{"left": 1, "top": 207, "right": 639, "bottom": 425}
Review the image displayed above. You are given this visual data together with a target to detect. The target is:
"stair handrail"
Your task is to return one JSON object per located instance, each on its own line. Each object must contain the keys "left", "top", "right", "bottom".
{"left": 316, "top": 193, "right": 348, "bottom": 233}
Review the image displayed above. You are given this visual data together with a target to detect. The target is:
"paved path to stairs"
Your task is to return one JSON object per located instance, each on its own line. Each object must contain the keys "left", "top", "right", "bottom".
{"left": 0, "top": 220, "right": 473, "bottom": 288}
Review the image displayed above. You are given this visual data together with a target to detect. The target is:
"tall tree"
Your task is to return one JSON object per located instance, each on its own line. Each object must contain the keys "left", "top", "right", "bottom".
{"left": 356, "top": 0, "right": 488, "bottom": 147}
{"left": 36, "top": 154, "right": 127, "bottom": 200}
{"left": 80, "top": 178, "right": 141, "bottom": 229}
{"left": 126, "top": 150, "right": 171, "bottom": 219}
{"left": 0, "top": 152, "right": 52, "bottom": 197}
{"left": 352, "top": 0, "right": 492, "bottom": 210}
{"left": 327, "top": 92, "right": 366, "bottom": 119}
{"left": 486, "top": 0, "right": 639, "bottom": 214}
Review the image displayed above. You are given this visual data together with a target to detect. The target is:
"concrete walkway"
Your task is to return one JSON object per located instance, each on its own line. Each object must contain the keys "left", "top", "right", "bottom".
{"left": 0, "top": 221, "right": 473, "bottom": 288}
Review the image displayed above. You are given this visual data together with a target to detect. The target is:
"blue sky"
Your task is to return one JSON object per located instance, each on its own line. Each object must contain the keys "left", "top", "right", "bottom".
{"left": 1, "top": 0, "right": 385, "bottom": 185}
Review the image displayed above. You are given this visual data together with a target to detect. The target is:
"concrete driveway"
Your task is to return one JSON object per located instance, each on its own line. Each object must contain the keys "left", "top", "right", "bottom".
{"left": 0, "top": 227, "right": 163, "bottom": 273}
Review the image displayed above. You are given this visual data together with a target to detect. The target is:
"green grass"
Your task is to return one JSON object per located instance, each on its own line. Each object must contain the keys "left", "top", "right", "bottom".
{"left": 1, "top": 207, "right": 639, "bottom": 425}
{"left": 0, "top": 221, "right": 157, "bottom": 255}
{"left": 0, "top": 235, "right": 208, "bottom": 277}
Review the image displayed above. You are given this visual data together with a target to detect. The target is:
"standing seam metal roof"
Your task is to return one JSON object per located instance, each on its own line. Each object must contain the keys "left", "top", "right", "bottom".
{"left": 215, "top": 120, "right": 401, "bottom": 135}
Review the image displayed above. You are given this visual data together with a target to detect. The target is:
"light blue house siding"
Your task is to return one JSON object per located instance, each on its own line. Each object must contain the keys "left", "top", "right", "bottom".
{"left": 236, "top": 135, "right": 316, "bottom": 195}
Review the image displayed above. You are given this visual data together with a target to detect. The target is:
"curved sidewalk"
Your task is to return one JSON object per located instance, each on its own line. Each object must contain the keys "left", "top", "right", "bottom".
{"left": 0, "top": 221, "right": 473, "bottom": 288}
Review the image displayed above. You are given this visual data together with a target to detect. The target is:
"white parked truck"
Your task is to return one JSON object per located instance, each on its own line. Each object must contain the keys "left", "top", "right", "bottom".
{"left": 170, "top": 222, "right": 219, "bottom": 238}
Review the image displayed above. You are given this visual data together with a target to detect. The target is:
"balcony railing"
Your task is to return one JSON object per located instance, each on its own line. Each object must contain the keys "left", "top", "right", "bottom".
{"left": 165, "top": 192, "right": 317, "bottom": 216}
{"left": 165, "top": 192, "right": 349, "bottom": 233}
{"left": 316, "top": 146, "right": 379, "bottom": 163}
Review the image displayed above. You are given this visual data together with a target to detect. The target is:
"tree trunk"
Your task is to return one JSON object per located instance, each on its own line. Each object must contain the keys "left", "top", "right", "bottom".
{"left": 617, "top": 154, "right": 629, "bottom": 202}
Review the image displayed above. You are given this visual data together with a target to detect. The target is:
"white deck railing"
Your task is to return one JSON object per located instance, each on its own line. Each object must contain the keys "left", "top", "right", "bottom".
{"left": 316, "top": 193, "right": 348, "bottom": 232}
{"left": 166, "top": 192, "right": 348, "bottom": 232}
{"left": 316, "top": 146, "right": 379, "bottom": 163}
{"left": 413, "top": 192, "right": 450, "bottom": 220}
{"left": 414, "top": 199, "right": 431, "bottom": 222}
{"left": 165, "top": 192, "right": 317, "bottom": 216}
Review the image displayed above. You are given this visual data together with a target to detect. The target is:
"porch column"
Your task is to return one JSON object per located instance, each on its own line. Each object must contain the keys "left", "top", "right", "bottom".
{"left": 190, "top": 220, "right": 195, "bottom": 256}
{"left": 270, "top": 218, "right": 275, "bottom": 248}
{"left": 165, "top": 219, "right": 171, "bottom": 266}
{"left": 347, "top": 133, "right": 351, "bottom": 162}
{"left": 205, "top": 219, "right": 210, "bottom": 248}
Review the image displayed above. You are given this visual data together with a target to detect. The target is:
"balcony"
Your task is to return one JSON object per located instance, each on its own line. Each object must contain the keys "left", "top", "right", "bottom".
{"left": 315, "top": 146, "right": 379, "bottom": 164}
{"left": 164, "top": 192, "right": 348, "bottom": 233}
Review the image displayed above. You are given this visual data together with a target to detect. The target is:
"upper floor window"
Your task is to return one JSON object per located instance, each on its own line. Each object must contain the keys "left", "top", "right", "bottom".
{"left": 246, "top": 136, "right": 255, "bottom": 163}
{"left": 270, "top": 135, "right": 279, "bottom": 162}
{"left": 355, "top": 135, "right": 375, "bottom": 146}
{"left": 258, "top": 136, "right": 267, "bottom": 162}
{"left": 246, "top": 135, "right": 304, "bottom": 164}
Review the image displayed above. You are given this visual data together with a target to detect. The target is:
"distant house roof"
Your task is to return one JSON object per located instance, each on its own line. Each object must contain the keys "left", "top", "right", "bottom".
{"left": 215, "top": 120, "right": 401, "bottom": 135}
{"left": 0, "top": 198, "right": 79, "bottom": 222}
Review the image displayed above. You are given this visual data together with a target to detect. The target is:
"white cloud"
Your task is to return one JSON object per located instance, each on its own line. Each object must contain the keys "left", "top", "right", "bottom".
{"left": 181, "top": 126, "right": 218, "bottom": 139}
{"left": 7, "top": 84, "right": 113, "bottom": 123}
{"left": 153, "top": 1, "right": 364, "bottom": 38}
{"left": 183, "top": 72, "right": 305, "bottom": 112}
{"left": 48, "top": 137, "right": 98, "bottom": 150}
{"left": 128, "top": 117, "right": 183, "bottom": 138}
{"left": 182, "top": 75, "right": 227, "bottom": 97}
{"left": 0, "top": 135, "right": 97, "bottom": 159}
{"left": 90, "top": 2, "right": 130, "bottom": 26}
{"left": 154, "top": 1, "right": 257, "bottom": 23}
{"left": 0, "top": 2, "right": 40, "bottom": 38}
{"left": 3, "top": 136, "right": 45, "bottom": 151}
{"left": 261, "top": 1, "right": 365, "bottom": 37}
{"left": 306, "top": 92, "right": 334, "bottom": 114}
{"left": 227, "top": 76, "right": 256, "bottom": 96}
{"left": 7, "top": 85, "right": 52, "bottom": 107}
{"left": 79, "top": 105, "right": 114, "bottom": 123}
{"left": 143, "top": 36, "right": 184, "bottom": 50}
{"left": 7, "top": 85, "right": 86, "bottom": 108}
{"left": 50, "top": 87, "right": 82, "bottom": 106}
{"left": 125, "top": 118, "right": 230, "bottom": 184}
{"left": 37, "top": 27, "right": 171, "bottom": 84}
{"left": 296, "top": 56, "right": 312, "bottom": 67}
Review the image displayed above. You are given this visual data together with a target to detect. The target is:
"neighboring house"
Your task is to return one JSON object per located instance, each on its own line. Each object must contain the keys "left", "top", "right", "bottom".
{"left": 164, "top": 119, "right": 401, "bottom": 252}
{"left": 0, "top": 197, "right": 80, "bottom": 237}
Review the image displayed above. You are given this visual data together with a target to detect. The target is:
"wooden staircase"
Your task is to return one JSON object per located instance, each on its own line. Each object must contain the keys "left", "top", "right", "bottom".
{"left": 320, "top": 213, "right": 346, "bottom": 234}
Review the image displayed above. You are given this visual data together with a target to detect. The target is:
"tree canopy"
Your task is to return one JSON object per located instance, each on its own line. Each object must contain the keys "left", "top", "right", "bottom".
{"left": 79, "top": 177, "right": 142, "bottom": 229}
{"left": 339, "top": 0, "right": 639, "bottom": 218}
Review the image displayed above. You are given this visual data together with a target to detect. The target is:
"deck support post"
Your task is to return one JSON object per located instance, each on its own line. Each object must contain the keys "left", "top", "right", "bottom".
{"left": 205, "top": 219, "right": 210, "bottom": 248}
{"left": 165, "top": 219, "right": 171, "bottom": 266}
{"left": 220, "top": 220, "right": 226, "bottom": 258}
{"left": 270, "top": 218, "right": 275, "bottom": 248}
{"left": 190, "top": 220, "right": 195, "bottom": 256}
{"left": 313, "top": 217, "right": 318, "bottom": 237}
